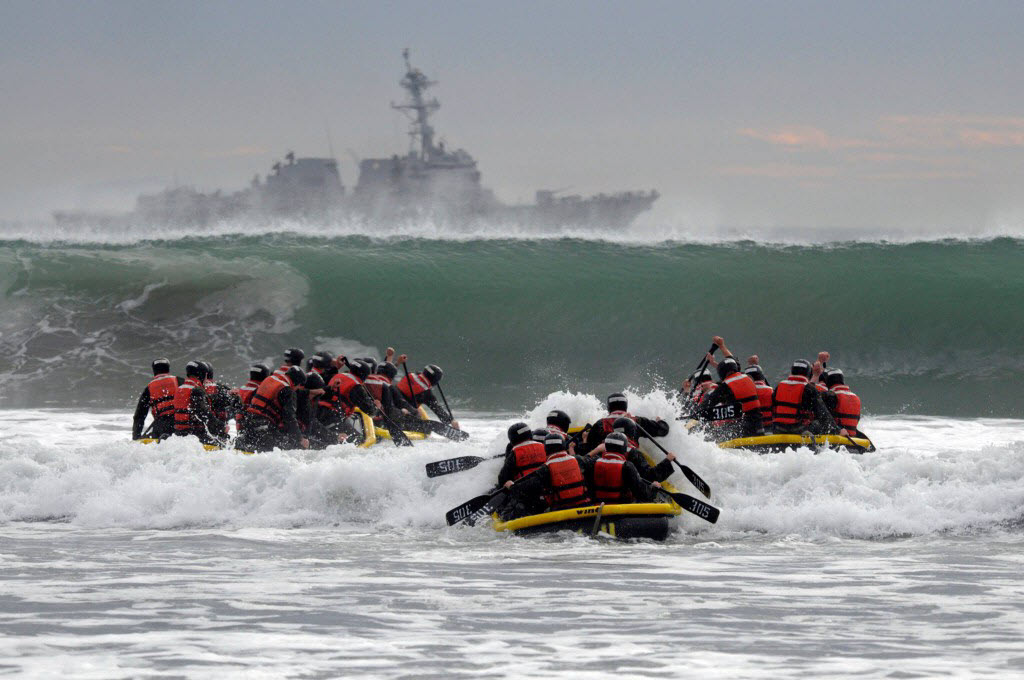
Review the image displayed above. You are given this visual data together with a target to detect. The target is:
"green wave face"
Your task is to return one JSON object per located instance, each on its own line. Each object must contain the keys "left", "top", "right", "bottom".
{"left": 2, "top": 234, "right": 1022, "bottom": 416}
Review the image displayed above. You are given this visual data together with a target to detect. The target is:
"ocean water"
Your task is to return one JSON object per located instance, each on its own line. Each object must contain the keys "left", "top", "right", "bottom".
{"left": 2, "top": 229, "right": 1024, "bottom": 416}
{"left": 2, "top": 396, "right": 1024, "bottom": 678}
{"left": 2, "top": 225, "right": 1024, "bottom": 677}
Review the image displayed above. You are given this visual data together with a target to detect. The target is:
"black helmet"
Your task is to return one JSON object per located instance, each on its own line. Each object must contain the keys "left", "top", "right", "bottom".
{"left": 612, "top": 417, "right": 637, "bottom": 441}
{"left": 249, "top": 363, "right": 270, "bottom": 381}
{"left": 378, "top": 361, "right": 398, "bottom": 380}
{"left": 423, "top": 364, "right": 444, "bottom": 385}
{"left": 607, "top": 392, "right": 628, "bottom": 412}
{"left": 151, "top": 358, "right": 170, "bottom": 375}
{"left": 361, "top": 357, "right": 377, "bottom": 374}
{"left": 717, "top": 356, "right": 740, "bottom": 381}
{"left": 349, "top": 360, "right": 371, "bottom": 381}
{"left": 825, "top": 368, "right": 845, "bottom": 388}
{"left": 546, "top": 409, "right": 571, "bottom": 433}
{"left": 694, "top": 368, "right": 713, "bottom": 383}
{"left": 507, "top": 421, "right": 531, "bottom": 444}
{"left": 544, "top": 432, "right": 566, "bottom": 454}
{"left": 284, "top": 347, "right": 305, "bottom": 365}
{"left": 791, "top": 360, "right": 812, "bottom": 378}
{"left": 311, "top": 352, "right": 333, "bottom": 370}
{"left": 304, "top": 371, "right": 325, "bottom": 391}
{"left": 198, "top": 361, "right": 213, "bottom": 380}
{"left": 744, "top": 364, "right": 766, "bottom": 382}
{"left": 185, "top": 361, "right": 204, "bottom": 379}
{"left": 605, "top": 432, "right": 629, "bottom": 454}
{"left": 531, "top": 427, "right": 549, "bottom": 442}
{"left": 285, "top": 365, "right": 306, "bottom": 387}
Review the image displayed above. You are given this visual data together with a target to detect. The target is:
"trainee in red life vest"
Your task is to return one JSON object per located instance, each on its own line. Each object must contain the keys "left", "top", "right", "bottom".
{"left": 147, "top": 374, "right": 178, "bottom": 420}
{"left": 597, "top": 410, "right": 632, "bottom": 436}
{"left": 173, "top": 376, "right": 208, "bottom": 434}
{"left": 323, "top": 372, "right": 362, "bottom": 415}
{"left": 510, "top": 440, "right": 547, "bottom": 480}
{"left": 773, "top": 375, "right": 812, "bottom": 428}
{"left": 396, "top": 372, "right": 432, "bottom": 402}
{"left": 830, "top": 384, "right": 861, "bottom": 433}
{"left": 246, "top": 374, "right": 294, "bottom": 427}
{"left": 363, "top": 373, "right": 392, "bottom": 401}
{"left": 706, "top": 372, "right": 760, "bottom": 427}
{"left": 544, "top": 451, "right": 590, "bottom": 510}
{"left": 593, "top": 452, "right": 631, "bottom": 503}
{"left": 238, "top": 380, "right": 261, "bottom": 408}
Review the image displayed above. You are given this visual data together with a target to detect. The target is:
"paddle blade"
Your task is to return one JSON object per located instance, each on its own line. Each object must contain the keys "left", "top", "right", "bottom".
{"left": 465, "top": 490, "right": 509, "bottom": 526}
{"left": 674, "top": 461, "right": 712, "bottom": 499}
{"left": 670, "top": 492, "right": 720, "bottom": 524}
{"left": 438, "top": 424, "right": 470, "bottom": 441}
{"left": 426, "top": 455, "right": 486, "bottom": 478}
{"left": 445, "top": 493, "right": 492, "bottom": 525}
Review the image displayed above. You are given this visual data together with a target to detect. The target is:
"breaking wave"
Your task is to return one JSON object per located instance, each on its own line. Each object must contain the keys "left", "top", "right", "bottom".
{"left": 1, "top": 230, "right": 1023, "bottom": 415}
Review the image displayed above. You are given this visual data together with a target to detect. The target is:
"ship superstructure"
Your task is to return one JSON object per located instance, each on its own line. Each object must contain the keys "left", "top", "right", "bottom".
{"left": 55, "top": 50, "right": 657, "bottom": 229}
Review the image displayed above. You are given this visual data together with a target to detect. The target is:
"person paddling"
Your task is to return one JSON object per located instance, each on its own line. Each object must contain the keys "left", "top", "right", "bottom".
{"left": 132, "top": 358, "right": 182, "bottom": 440}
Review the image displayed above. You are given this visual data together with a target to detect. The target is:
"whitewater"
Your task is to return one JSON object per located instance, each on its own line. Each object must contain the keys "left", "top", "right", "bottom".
{"left": 2, "top": 225, "right": 1024, "bottom": 677}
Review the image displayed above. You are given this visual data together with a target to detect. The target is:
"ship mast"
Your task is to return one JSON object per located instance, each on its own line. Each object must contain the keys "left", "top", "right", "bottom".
{"left": 392, "top": 49, "right": 440, "bottom": 161}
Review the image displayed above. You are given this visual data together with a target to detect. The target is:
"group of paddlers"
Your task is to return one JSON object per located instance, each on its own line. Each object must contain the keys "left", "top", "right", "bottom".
{"left": 682, "top": 336, "right": 864, "bottom": 441}
{"left": 132, "top": 347, "right": 468, "bottom": 452}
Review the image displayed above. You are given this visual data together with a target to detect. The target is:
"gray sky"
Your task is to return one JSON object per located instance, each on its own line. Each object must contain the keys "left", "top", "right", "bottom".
{"left": 3, "top": 0, "right": 1023, "bottom": 232}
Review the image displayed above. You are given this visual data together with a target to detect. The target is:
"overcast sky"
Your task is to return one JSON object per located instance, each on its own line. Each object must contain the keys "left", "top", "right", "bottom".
{"left": 3, "top": 0, "right": 1023, "bottom": 232}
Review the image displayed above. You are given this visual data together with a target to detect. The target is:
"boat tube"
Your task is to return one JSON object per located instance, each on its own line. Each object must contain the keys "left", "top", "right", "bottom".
{"left": 492, "top": 501, "right": 682, "bottom": 541}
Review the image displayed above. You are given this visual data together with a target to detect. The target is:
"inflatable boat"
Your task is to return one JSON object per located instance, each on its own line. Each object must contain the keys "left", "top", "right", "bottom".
{"left": 137, "top": 437, "right": 224, "bottom": 452}
{"left": 684, "top": 419, "right": 874, "bottom": 452}
{"left": 492, "top": 501, "right": 682, "bottom": 540}
{"left": 716, "top": 432, "right": 875, "bottom": 453}
{"left": 372, "top": 406, "right": 431, "bottom": 442}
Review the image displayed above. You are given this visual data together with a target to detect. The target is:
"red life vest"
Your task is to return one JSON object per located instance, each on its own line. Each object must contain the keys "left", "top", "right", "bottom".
{"left": 510, "top": 441, "right": 547, "bottom": 480}
{"left": 246, "top": 374, "right": 293, "bottom": 426}
{"left": 173, "top": 377, "right": 207, "bottom": 434}
{"left": 238, "top": 380, "right": 260, "bottom": 408}
{"left": 203, "top": 379, "right": 228, "bottom": 418}
{"left": 754, "top": 380, "right": 774, "bottom": 429}
{"left": 364, "top": 373, "right": 391, "bottom": 401}
{"left": 147, "top": 374, "right": 178, "bottom": 419}
{"left": 396, "top": 373, "right": 431, "bottom": 402}
{"left": 546, "top": 424, "right": 566, "bottom": 437}
{"left": 705, "top": 373, "right": 759, "bottom": 428}
{"left": 544, "top": 452, "right": 590, "bottom": 510}
{"left": 774, "top": 375, "right": 811, "bottom": 428}
{"left": 322, "top": 373, "right": 362, "bottom": 414}
{"left": 597, "top": 410, "right": 632, "bottom": 436}
{"left": 593, "top": 452, "right": 631, "bottom": 503}
{"left": 724, "top": 373, "right": 760, "bottom": 414}
{"left": 831, "top": 384, "right": 861, "bottom": 433}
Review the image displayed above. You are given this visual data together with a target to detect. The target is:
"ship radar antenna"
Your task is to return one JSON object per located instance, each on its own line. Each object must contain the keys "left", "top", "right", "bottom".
{"left": 391, "top": 49, "right": 440, "bottom": 161}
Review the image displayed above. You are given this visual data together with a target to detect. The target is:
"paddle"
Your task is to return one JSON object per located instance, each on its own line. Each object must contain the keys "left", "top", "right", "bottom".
{"left": 634, "top": 422, "right": 712, "bottom": 499}
{"left": 426, "top": 452, "right": 504, "bottom": 478}
{"left": 377, "top": 407, "right": 414, "bottom": 447}
{"left": 685, "top": 342, "right": 719, "bottom": 399}
{"left": 435, "top": 383, "right": 455, "bottom": 422}
{"left": 445, "top": 488, "right": 508, "bottom": 526}
{"left": 658, "top": 489, "right": 720, "bottom": 524}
